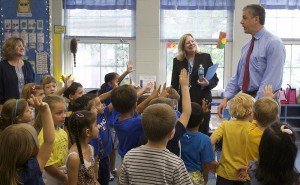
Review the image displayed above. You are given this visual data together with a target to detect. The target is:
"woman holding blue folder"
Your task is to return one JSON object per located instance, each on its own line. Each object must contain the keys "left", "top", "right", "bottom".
{"left": 171, "top": 33, "right": 219, "bottom": 135}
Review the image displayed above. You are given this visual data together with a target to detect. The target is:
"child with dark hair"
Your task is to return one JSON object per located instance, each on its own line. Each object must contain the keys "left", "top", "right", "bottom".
{"left": 248, "top": 122, "right": 299, "bottom": 185}
{"left": 180, "top": 102, "right": 217, "bottom": 185}
{"left": 110, "top": 82, "right": 160, "bottom": 158}
{"left": 66, "top": 110, "right": 99, "bottom": 185}
{"left": 69, "top": 93, "right": 114, "bottom": 185}
{"left": 63, "top": 82, "right": 84, "bottom": 105}
{"left": 98, "top": 62, "right": 134, "bottom": 105}
{"left": 119, "top": 102, "right": 192, "bottom": 184}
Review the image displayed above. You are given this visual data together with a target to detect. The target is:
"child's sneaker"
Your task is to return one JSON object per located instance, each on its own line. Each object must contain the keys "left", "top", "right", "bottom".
{"left": 111, "top": 168, "right": 117, "bottom": 177}
{"left": 109, "top": 172, "right": 114, "bottom": 181}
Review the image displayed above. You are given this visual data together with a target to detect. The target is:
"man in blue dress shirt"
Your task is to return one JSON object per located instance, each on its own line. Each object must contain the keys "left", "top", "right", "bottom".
{"left": 218, "top": 4, "right": 285, "bottom": 118}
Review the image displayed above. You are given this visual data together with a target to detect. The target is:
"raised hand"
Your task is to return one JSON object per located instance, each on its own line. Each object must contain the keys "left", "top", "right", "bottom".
{"left": 62, "top": 74, "right": 73, "bottom": 88}
{"left": 144, "top": 82, "right": 153, "bottom": 93}
{"left": 159, "top": 82, "right": 169, "bottom": 98}
{"left": 126, "top": 61, "right": 135, "bottom": 73}
{"left": 28, "top": 94, "right": 48, "bottom": 111}
{"left": 149, "top": 82, "right": 161, "bottom": 99}
{"left": 179, "top": 68, "right": 189, "bottom": 88}
{"left": 263, "top": 84, "right": 277, "bottom": 99}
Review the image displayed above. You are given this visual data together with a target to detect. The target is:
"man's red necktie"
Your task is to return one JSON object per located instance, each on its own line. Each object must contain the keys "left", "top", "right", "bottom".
{"left": 242, "top": 37, "right": 255, "bottom": 92}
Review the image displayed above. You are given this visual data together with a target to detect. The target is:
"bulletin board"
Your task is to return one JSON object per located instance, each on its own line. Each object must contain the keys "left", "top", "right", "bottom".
{"left": 0, "top": 0, "right": 51, "bottom": 83}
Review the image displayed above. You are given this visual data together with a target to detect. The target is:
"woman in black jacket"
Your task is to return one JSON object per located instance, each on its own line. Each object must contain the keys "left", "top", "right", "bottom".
{"left": 0, "top": 38, "right": 35, "bottom": 111}
{"left": 171, "top": 33, "right": 219, "bottom": 135}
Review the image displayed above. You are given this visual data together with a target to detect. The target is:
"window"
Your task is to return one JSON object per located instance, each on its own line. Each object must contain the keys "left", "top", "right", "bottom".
{"left": 264, "top": 9, "right": 300, "bottom": 88}
{"left": 64, "top": 8, "right": 136, "bottom": 89}
{"left": 165, "top": 43, "right": 224, "bottom": 89}
{"left": 283, "top": 44, "right": 300, "bottom": 89}
{"left": 161, "top": 10, "right": 233, "bottom": 40}
{"left": 64, "top": 9, "right": 135, "bottom": 37}
{"left": 264, "top": 9, "right": 300, "bottom": 39}
{"left": 72, "top": 41, "right": 131, "bottom": 88}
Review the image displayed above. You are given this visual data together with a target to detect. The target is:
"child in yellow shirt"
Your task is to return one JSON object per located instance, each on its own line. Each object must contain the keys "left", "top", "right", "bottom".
{"left": 210, "top": 93, "right": 254, "bottom": 184}
{"left": 246, "top": 97, "right": 278, "bottom": 164}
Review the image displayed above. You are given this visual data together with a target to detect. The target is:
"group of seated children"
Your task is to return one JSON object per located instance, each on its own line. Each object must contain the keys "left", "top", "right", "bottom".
{"left": 0, "top": 65, "right": 299, "bottom": 185}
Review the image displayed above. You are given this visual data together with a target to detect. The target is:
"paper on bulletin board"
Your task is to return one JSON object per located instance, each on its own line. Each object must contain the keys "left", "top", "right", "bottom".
{"left": 139, "top": 75, "right": 156, "bottom": 89}
{"left": 36, "top": 52, "right": 48, "bottom": 74}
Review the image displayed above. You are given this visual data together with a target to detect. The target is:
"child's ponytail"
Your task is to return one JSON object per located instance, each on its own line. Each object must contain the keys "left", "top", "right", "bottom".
{"left": 72, "top": 114, "right": 90, "bottom": 177}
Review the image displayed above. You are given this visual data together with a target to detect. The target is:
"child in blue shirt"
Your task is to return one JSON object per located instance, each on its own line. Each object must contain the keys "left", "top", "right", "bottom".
{"left": 110, "top": 83, "right": 160, "bottom": 158}
{"left": 180, "top": 102, "right": 217, "bottom": 185}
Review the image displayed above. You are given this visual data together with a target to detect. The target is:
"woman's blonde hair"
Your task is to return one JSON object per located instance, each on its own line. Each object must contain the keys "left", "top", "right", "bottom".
{"left": 229, "top": 93, "right": 254, "bottom": 119}
{"left": 3, "top": 37, "right": 25, "bottom": 60}
{"left": 176, "top": 33, "right": 201, "bottom": 61}
{"left": 0, "top": 124, "right": 39, "bottom": 185}
{"left": 20, "top": 83, "right": 43, "bottom": 100}
{"left": 34, "top": 95, "right": 65, "bottom": 133}
{"left": 0, "top": 98, "right": 28, "bottom": 130}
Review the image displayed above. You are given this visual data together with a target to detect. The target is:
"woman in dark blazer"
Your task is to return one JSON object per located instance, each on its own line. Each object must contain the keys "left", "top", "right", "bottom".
{"left": 0, "top": 38, "right": 35, "bottom": 111}
{"left": 171, "top": 33, "right": 219, "bottom": 135}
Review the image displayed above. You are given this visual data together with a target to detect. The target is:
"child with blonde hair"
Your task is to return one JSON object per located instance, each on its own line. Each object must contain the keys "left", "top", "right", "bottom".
{"left": 0, "top": 96, "right": 55, "bottom": 185}
{"left": 0, "top": 98, "right": 33, "bottom": 130}
{"left": 40, "top": 75, "right": 72, "bottom": 96}
{"left": 210, "top": 92, "right": 254, "bottom": 184}
{"left": 66, "top": 110, "right": 100, "bottom": 185}
{"left": 246, "top": 97, "right": 278, "bottom": 164}
{"left": 37, "top": 95, "right": 69, "bottom": 185}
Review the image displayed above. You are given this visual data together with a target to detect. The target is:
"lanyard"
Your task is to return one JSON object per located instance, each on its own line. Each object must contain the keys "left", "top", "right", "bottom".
{"left": 188, "top": 62, "right": 193, "bottom": 79}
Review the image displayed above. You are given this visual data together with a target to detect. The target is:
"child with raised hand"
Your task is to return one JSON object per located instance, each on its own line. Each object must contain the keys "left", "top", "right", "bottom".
{"left": 0, "top": 98, "right": 33, "bottom": 130}
{"left": 37, "top": 95, "right": 69, "bottom": 185}
{"left": 66, "top": 110, "right": 100, "bottom": 185}
{"left": 0, "top": 95, "right": 55, "bottom": 185}
{"left": 40, "top": 74, "right": 73, "bottom": 96}
{"left": 248, "top": 122, "right": 299, "bottom": 185}
{"left": 210, "top": 92, "right": 254, "bottom": 184}
{"left": 110, "top": 81, "right": 161, "bottom": 158}
{"left": 98, "top": 61, "right": 135, "bottom": 102}
{"left": 180, "top": 102, "right": 217, "bottom": 185}
{"left": 137, "top": 69, "right": 191, "bottom": 157}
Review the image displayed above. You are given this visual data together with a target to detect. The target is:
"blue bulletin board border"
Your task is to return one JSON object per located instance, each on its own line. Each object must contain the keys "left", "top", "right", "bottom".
{"left": 0, "top": 0, "right": 50, "bottom": 83}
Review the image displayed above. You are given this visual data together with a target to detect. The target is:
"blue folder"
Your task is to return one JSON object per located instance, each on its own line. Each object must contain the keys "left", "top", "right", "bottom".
{"left": 205, "top": 63, "right": 219, "bottom": 80}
